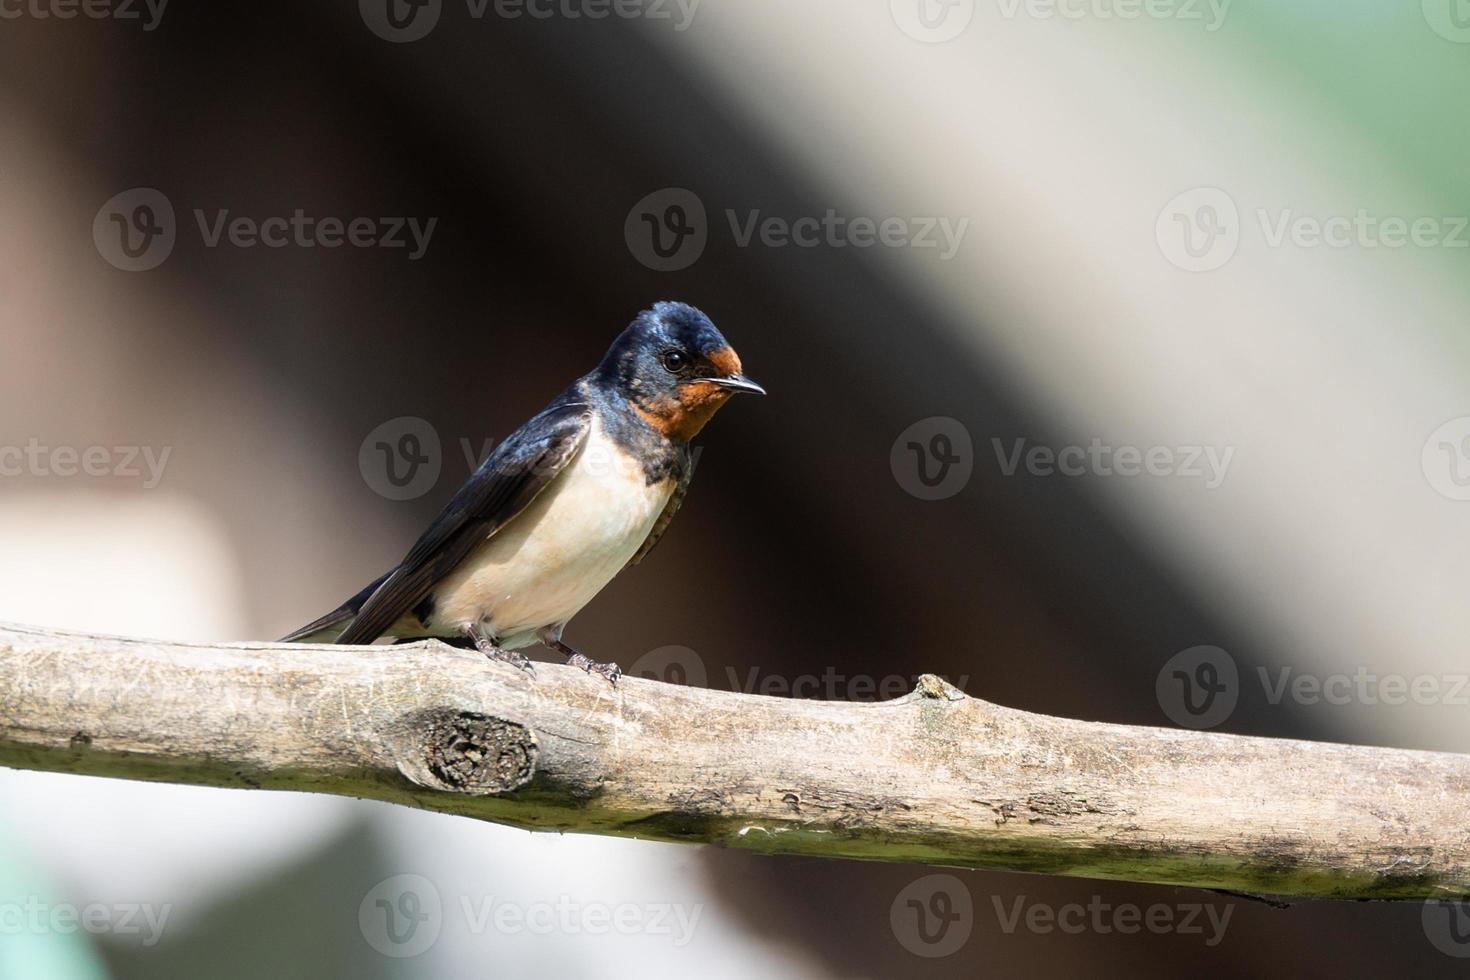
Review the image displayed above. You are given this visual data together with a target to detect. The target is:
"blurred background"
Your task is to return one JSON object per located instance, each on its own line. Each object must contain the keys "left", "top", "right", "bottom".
{"left": 3, "top": 0, "right": 1470, "bottom": 975}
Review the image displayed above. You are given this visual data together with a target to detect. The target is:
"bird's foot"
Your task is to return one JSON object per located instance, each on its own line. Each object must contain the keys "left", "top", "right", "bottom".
{"left": 485, "top": 646, "right": 536, "bottom": 676}
{"left": 538, "top": 631, "right": 620, "bottom": 685}
{"left": 464, "top": 626, "right": 535, "bottom": 676}
{"left": 564, "top": 653, "right": 622, "bottom": 685}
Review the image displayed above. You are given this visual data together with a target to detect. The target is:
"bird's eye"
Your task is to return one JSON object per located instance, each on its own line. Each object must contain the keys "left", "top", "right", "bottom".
{"left": 660, "top": 349, "right": 689, "bottom": 374}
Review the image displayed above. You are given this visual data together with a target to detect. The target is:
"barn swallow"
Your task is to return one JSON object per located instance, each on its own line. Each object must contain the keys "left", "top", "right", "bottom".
{"left": 282, "top": 301, "right": 763, "bottom": 682}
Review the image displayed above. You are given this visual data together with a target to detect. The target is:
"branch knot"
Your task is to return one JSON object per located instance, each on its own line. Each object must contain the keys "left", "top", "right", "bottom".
{"left": 391, "top": 708, "right": 537, "bottom": 796}
{"left": 912, "top": 674, "right": 967, "bottom": 701}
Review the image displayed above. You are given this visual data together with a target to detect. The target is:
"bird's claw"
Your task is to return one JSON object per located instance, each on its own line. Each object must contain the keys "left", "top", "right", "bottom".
{"left": 476, "top": 642, "right": 536, "bottom": 676}
{"left": 565, "top": 653, "right": 621, "bottom": 685}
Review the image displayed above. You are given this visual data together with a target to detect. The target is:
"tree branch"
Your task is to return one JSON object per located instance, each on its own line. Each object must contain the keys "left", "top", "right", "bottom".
{"left": 0, "top": 622, "right": 1466, "bottom": 900}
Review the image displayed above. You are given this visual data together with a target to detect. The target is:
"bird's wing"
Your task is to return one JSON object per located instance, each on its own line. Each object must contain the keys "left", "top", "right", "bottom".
{"left": 337, "top": 401, "right": 592, "bottom": 644}
{"left": 626, "top": 451, "right": 697, "bottom": 568}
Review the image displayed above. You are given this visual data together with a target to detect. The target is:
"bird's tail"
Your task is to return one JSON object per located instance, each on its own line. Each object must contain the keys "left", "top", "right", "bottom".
{"left": 279, "top": 570, "right": 392, "bottom": 643}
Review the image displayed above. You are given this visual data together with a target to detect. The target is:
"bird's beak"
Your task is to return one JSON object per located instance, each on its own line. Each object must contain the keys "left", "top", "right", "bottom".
{"left": 704, "top": 373, "right": 766, "bottom": 396}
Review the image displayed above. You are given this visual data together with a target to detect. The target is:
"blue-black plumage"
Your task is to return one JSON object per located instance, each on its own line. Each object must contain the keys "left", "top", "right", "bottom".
{"left": 281, "top": 301, "right": 763, "bottom": 682}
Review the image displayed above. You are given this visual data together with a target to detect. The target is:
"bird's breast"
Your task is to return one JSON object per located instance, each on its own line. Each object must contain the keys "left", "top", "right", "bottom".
{"left": 510, "top": 418, "right": 673, "bottom": 565}
{"left": 426, "top": 416, "right": 675, "bottom": 638}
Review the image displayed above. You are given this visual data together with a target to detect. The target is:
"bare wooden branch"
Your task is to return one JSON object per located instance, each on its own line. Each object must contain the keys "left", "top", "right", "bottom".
{"left": 0, "top": 622, "right": 1466, "bottom": 900}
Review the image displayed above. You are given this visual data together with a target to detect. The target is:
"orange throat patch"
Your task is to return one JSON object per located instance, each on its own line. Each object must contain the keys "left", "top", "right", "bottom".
{"left": 634, "top": 382, "right": 733, "bottom": 441}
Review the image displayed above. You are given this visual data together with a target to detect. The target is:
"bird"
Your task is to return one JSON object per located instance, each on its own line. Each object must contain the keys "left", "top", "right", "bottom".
{"left": 281, "top": 301, "right": 764, "bottom": 683}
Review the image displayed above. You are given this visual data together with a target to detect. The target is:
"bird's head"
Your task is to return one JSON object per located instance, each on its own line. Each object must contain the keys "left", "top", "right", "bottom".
{"left": 596, "top": 301, "right": 764, "bottom": 441}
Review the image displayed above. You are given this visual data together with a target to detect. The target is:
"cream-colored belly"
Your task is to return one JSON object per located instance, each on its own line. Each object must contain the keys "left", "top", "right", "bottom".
{"left": 416, "top": 418, "right": 673, "bottom": 647}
